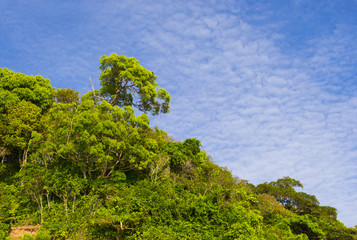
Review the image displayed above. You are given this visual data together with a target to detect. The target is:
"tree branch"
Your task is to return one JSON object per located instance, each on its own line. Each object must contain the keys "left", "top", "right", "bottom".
{"left": 90, "top": 76, "right": 105, "bottom": 102}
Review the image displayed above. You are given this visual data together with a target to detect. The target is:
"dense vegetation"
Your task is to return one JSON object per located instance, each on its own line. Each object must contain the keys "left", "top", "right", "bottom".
{"left": 0, "top": 54, "right": 356, "bottom": 239}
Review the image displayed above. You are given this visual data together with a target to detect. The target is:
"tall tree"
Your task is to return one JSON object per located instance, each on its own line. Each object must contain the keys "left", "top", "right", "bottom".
{"left": 4, "top": 101, "right": 42, "bottom": 166}
{"left": 256, "top": 177, "right": 321, "bottom": 215}
{"left": 0, "top": 68, "right": 54, "bottom": 166}
{"left": 98, "top": 54, "right": 170, "bottom": 115}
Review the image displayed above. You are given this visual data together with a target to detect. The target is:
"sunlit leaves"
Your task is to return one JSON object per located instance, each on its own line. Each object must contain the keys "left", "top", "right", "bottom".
{"left": 99, "top": 53, "right": 170, "bottom": 115}
{"left": 55, "top": 88, "right": 79, "bottom": 104}
{"left": 0, "top": 68, "right": 54, "bottom": 113}
{"left": 31, "top": 96, "right": 156, "bottom": 179}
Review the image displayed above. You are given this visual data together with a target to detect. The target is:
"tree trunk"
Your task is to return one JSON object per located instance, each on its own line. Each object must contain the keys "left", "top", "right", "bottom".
{"left": 46, "top": 192, "right": 50, "bottom": 209}
{"left": 39, "top": 196, "right": 43, "bottom": 224}
{"left": 22, "top": 145, "right": 29, "bottom": 166}
{"left": 72, "top": 195, "right": 76, "bottom": 213}
{"left": 64, "top": 197, "right": 68, "bottom": 216}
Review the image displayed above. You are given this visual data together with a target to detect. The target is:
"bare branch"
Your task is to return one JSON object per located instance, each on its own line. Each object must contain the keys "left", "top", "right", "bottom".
{"left": 90, "top": 76, "right": 105, "bottom": 102}
{"left": 90, "top": 76, "right": 95, "bottom": 96}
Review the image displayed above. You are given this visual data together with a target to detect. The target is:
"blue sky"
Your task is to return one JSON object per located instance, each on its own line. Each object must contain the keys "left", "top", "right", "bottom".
{"left": 1, "top": 0, "right": 356, "bottom": 227}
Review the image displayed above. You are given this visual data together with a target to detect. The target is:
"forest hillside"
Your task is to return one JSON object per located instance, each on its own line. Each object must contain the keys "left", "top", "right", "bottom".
{"left": 0, "top": 54, "right": 356, "bottom": 239}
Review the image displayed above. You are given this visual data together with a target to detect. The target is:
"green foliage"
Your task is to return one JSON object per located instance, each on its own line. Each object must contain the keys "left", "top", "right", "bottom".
{"left": 0, "top": 68, "right": 54, "bottom": 169}
{"left": 289, "top": 214, "right": 325, "bottom": 240}
{"left": 162, "top": 138, "right": 207, "bottom": 173}
{"left": 318, "top": 218, "right": 357, "bottom": 240}
{"left": 99, "top": 53, "right": 170, "bottom": 115}
{"left": 0, "top": 68, "right": 54, "bottom": 113}
{"left": 0, "top": 61, "right": 355, "bottom": 240}
{"left": 55, "top": 88, "right": 79, "bottom": 104}
{"left": 30, "top": 98, "right": 153, "bottom": 179}
{"left": 256, "top": 177, "right": 320, "bottom": 214}
{"left": 256, "top": 177, "right": 354, "bottom": 239}
{"left": 4, "top": 101, "right": 42, "bottom": 166}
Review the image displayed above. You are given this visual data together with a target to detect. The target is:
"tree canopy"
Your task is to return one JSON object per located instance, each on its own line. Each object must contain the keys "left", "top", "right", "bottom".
{"left": 98, "top": 53, "right": 170, "bottom": 115}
